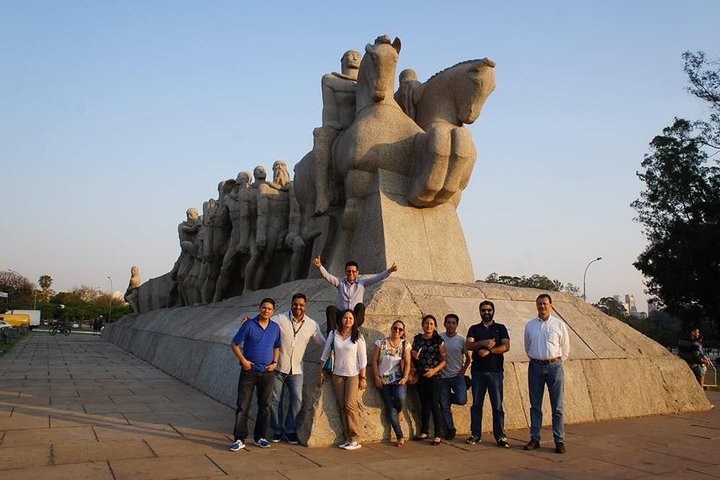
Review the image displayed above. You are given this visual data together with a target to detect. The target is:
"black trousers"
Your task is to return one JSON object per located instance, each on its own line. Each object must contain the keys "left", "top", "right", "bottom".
{"left": 417, "top": 375, "right": 443, "bottom": 437}
{"left": 233, "top": 369, "right": 274, "bottom": 441}
{"left": 326, "top": 303, "right": 365, "bottom": 334}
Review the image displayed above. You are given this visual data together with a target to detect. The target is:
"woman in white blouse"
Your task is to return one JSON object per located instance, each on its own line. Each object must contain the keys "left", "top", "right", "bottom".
{"left": 319, "top": 309, "right": 367, "bottom": 450}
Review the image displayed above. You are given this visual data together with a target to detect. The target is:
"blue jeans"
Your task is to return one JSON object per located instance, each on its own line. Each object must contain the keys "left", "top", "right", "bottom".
{"left": 380, "top": 383, "right": 407, "bottom": 440}
{"left": 439, "top": 375, "right": 468, "bottom": 432}
{"left": 470, "top": 371, "right": 505, "bottom": 440}
{"left": 528, "top": 361, "right": 564, "bottom": 442}
{"left": 233, "top": 369, "right": 274, "bottom": 441}
{"left": 270, "top": 372, "right": 304, "bottom": 437}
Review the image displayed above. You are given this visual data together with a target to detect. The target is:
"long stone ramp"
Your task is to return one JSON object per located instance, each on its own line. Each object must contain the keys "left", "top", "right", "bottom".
{"left": 103, "top": 279, "right": 711, "bottom": 447}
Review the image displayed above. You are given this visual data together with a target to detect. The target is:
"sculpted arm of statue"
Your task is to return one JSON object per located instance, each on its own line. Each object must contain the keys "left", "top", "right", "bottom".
{"left": 286, "top": 185, "right": 301, "bottom": 248}
{"left": 321, "top": 76, "right": 342, "bottom": 131}
{"left": 255, "top": 191, "right": 269, "bottom": 249}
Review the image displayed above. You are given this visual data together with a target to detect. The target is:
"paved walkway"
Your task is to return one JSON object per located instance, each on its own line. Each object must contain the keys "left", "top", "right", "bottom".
{"left": 0, "top": 334, "right": 717, "bottom": 480}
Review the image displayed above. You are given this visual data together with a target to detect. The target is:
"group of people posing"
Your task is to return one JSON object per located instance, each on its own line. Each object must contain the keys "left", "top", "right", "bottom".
{"left": 228, "top": 258, "right": 571, "bottom": 455}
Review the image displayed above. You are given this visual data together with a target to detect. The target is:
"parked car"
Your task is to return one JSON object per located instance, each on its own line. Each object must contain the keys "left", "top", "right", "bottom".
{"left": 0, "top": 320, "right": 12, "bottom": 330}
{"left": 72, "top": 323, "right": 80, "bottom": 329}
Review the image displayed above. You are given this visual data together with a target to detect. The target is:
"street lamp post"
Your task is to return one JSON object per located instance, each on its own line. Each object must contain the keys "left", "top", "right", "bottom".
{"left": 583, "top": 257, "right": 602, "bottom": 301}
{"left": 107, "top": 276, "right": 113, "bottom": 322}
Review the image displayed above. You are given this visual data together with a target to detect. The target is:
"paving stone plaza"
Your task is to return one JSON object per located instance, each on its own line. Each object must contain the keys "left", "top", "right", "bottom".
{"left": 0, "top": 335, "right": 717, "bottom": 479}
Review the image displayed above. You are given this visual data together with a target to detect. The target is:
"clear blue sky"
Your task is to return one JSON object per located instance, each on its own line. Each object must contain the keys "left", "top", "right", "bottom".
{"left": 2, "top": 1, "right": 718, "bottom": 311}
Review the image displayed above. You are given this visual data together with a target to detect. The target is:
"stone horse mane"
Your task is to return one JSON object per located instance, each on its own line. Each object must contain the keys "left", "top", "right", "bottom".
{"left": 425, "top": 57, "right": 495, "bottom": 85}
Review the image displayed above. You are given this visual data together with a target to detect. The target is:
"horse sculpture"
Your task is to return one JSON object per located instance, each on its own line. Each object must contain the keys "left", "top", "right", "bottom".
{"left": 331, "top": 35, "right": 423, "bottom": 265}
{"left": 402, "top": 58, "right": 496, "bottom": 207}
{"left": 293, "top": 35, "right": 496, "bottom": 276}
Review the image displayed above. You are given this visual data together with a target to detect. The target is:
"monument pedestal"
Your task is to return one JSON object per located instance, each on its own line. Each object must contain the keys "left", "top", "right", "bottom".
{"left": 104, "top": 278, "right": 711, "bottom": 447}
{"left": 342, "top": 169, "right": 474, "bottom": 283}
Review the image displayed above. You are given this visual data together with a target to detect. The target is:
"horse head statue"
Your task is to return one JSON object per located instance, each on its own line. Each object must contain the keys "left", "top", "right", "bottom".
{"left": 414, "top": 57, "right": 496, "bottom": 128}
{"left": 407, "top": 57, "right": 496, "bottom": 207}
{"left": 356, "top": 35, "right": 402, "bottom": 112}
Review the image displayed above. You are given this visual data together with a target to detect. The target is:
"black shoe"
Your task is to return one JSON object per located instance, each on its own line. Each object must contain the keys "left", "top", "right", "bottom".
{"left": 465, "top": 435, "right": 481, "bottom": 445}
{"left": 271, "top": 434, "right": 283, "bottom": 443}
{"left": 523, "top": 439, "right": 540, "bottom": 450}
{"left": 497, "top": 437, "right": 511, "bottom": 448}
{"left": 444, "top": 429, "right": 456, "bottom": 441}
{"left": 286, "top": 433, "right": 300, "bottom": 445}
{"left": 555, "top": 442, "right": 566, "bottom": 454}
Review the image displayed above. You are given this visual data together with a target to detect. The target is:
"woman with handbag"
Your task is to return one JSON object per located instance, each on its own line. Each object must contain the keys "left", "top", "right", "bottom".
{"left": 411, "top": 314, "right": 447, "bottom": 445}
{"left": 371, "top": 320, "right": 412, "bottom": 447}
{"left": 319, "top": 309, "right": 367, "bottom": 450}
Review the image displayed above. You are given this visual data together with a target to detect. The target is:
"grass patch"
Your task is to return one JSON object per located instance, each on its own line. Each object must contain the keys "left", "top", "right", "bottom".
{"left": 0, "top": 330, "right": 26, "bottom": 358}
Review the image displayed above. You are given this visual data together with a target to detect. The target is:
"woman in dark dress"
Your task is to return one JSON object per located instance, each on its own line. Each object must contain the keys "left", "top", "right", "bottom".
{"left": 411, "top": 314, "right": 447, "bottom": 445}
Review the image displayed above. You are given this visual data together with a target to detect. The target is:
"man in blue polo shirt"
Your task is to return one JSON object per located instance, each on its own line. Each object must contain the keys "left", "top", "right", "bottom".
{"left": 229, "top": 297, "right": 281, "bottom": 451}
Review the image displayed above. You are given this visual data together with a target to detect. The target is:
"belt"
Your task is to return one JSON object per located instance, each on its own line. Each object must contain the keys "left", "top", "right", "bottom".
{"left": 530, "top": 357, "right": 561, "bottom": 365}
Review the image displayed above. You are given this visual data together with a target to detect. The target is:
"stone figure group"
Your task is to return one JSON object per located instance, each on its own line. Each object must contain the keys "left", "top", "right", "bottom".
{"left": 161, "top": 161, "right": 304, "bottom": 307}
{"left": 141, "top": 34, "right": 495, "bottom": 308}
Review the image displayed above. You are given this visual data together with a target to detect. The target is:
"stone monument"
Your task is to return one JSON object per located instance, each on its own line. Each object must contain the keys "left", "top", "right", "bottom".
{"left": 106, "top": 34, "right": 710, "bottom": 447}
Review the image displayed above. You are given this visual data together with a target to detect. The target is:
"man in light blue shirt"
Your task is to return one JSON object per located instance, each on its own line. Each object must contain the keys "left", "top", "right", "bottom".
{"left": 313, "top": 256, "right": 398, "bottom": 333}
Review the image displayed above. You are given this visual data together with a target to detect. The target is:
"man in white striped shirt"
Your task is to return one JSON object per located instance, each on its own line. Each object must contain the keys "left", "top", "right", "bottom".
{"left": 523, "top": 293, "right": 570, "bottom": 454}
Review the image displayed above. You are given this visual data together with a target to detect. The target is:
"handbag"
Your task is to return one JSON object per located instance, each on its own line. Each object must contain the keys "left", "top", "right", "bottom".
{"left": 323, "top": 331, "right": 335, "bottom": 374}
{"left": 402, "top": 340, "right": 419, "bottom": 384}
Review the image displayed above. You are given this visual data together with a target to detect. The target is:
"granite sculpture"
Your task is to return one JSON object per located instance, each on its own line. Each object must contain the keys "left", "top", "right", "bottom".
{"left": 134, "top": 34, "right": 496, "bottom": 311}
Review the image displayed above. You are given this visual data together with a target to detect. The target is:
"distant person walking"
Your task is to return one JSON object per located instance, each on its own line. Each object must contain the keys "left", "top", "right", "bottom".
{"left": 678, "top": 327, "right": 712, "bottom": 389}
{"left": 313, "top": 256, "right": 398, "bottom": 333}
{"left": 523, "top": 294, "right": 570, "bottom": 454}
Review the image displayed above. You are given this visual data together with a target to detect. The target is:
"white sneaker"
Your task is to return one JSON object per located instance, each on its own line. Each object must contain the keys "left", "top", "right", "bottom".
{"left": 343, "top": 441, "right": 362, "bottom": 450}
{"left": 229, "top": 439, "right": 245, "bottom": 451}
{"left": 338, "top": 441, "right": 349, "bottom": 449}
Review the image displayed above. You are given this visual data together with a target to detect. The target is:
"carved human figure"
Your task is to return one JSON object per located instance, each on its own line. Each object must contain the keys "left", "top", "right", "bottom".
{"left": 284, "top": 181, "right": 306, "bottom": 282}
{"left": 244, "top": 161, "right": 291, "bottom": 292}
{"left": 174, "top": 207, "right": 201, "bottom": 306}
{"left": 312, "top": 49, "right": 361, "bottom": 216}
{"left": 200, "top": 181, "right": 233, "bottom": 303}
{"left": 123, "top": 266, "right": 141, "bottom": 313}
{"left": 213, "top": 171, "right": 254, "bottom": 302}
{"left": 394, "top": 68, "right": 422, "bottom": 120}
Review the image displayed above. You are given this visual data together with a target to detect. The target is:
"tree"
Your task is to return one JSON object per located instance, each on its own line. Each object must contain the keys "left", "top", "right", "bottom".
{"left": 594, "top": 297, "right": 628, "bottom": 321}
{"left": 632, "top": 50, "right": 720, "bottom": 331}
{"left": 38, "top": 274, "right": 53, "bottom": 298}
{"left": 0, "top": 270, "right": 35, "bottom": 309}
{"left": 483, "top": 273, "right": 580, "bottom": 295}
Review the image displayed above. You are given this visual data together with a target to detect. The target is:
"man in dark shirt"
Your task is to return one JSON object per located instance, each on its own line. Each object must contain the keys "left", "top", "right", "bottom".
{"left": 465, "top": 300, "right": 510, "bottom": 447}
{"left": 229, "top": 298, "right": 281, "bottom": 451}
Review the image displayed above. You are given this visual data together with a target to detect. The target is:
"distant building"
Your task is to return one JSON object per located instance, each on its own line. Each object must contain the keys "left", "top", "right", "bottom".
{"left": 614, "top": 293, "right": 643, "bottom": 316}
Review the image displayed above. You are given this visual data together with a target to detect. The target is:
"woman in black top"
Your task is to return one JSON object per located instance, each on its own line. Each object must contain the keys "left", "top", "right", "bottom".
{"left": 411, "top": 314, "right": 447, "bottom": 445}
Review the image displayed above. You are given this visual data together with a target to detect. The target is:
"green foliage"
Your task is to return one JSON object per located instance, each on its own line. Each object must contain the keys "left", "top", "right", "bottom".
{"left": 483, "top": 272, "right": 580, "bottom": 295}
{"left": 632, "top": 50, "right": 720, "bottom": 331}
{"left": 594, "top": 297, "right": 628, "bottom": 321}
{"left": 0, "top": 271, "right": 35, "bottom": 310}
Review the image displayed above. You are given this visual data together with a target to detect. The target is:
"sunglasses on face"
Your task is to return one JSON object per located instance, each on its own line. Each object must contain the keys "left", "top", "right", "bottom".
{"left": 392, "top": 326, "right": 404, "bottom": 332}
